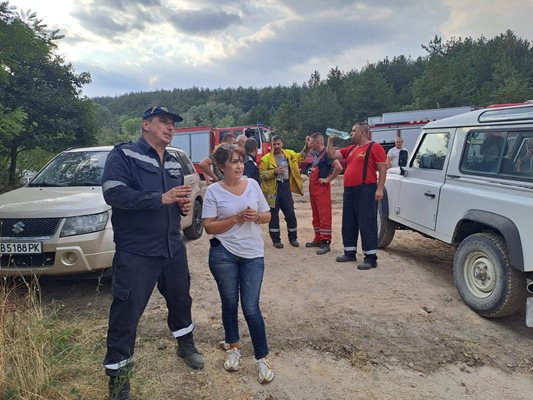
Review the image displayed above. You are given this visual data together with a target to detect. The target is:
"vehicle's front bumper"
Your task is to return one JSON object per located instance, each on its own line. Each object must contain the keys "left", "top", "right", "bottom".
{"left": 0, "top": 227, "right": 115, "bottom": 277}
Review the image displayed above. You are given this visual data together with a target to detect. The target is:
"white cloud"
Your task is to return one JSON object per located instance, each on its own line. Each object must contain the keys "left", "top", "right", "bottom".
{"left": 441, "top": 0, "right": 533, "bottom": 41}
{"left": 12, "top": 0, "right": 533, "bottom": 97}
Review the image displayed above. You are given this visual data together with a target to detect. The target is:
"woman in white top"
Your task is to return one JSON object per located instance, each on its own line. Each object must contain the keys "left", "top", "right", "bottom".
{"left": 201, "top": 144, "right": 274, "bottom": 383}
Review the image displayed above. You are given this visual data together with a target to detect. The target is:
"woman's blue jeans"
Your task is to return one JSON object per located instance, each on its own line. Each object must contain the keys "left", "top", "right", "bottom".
{"left": 208, "top": 243, "right": 269, "bottom": 360}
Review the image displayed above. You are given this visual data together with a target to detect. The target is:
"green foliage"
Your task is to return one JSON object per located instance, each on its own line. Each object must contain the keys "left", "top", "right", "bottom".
{"left": 0, "top": 1, "right": 96, "bottom": 188}
{"left": 344, "top": 65, "right": 396, "bottom": 122}
{"left": 113, "top": 115, "right": 141, "bottom": 143}
{"left": 0, "top": 106, "right": 26, "bottom": 149}
{"left": 181, "top": 101, "right": 243, "bottom": 126}
{"left": 241, "top": 104, "right": 272, "bottom": 126}
{"left": 273, "top": 97, "right": 300, "bottom": 134}
{"left": 15, "top": 147, "right": 54, "bottom": 172}
{"left": 299, "top": 84, "right": 343, "bottom": 134}
{"left": 412, "top": 30, "right": 533, "bottom": 108}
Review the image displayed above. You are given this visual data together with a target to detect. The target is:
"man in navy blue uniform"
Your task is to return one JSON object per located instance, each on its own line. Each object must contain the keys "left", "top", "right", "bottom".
{"left": 102, "top": 105, "right": 203, "bottom": 400}
{"left": 243, "top": 137, "right": 261, "bottom": 184}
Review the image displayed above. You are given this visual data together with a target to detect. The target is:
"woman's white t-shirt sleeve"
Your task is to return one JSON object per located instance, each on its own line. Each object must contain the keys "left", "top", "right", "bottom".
{"left": 200, "top": 179, "right": 267, "bottom": 258}
{"left": 201, "top": 184, "right": 219, "bottom": 219}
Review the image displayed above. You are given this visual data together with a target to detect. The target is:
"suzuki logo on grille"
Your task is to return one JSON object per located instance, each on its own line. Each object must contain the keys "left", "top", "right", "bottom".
{"left": 12, "top": 221, "right": 25, "bottom": 235}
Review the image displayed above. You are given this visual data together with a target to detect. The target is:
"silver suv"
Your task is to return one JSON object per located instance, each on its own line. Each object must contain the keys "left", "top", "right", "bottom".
{"left": 0, "top": 146, "right": 204, "bottom": 277}
{"left": 378, "top": 103, "right": 533, "bottom": 321}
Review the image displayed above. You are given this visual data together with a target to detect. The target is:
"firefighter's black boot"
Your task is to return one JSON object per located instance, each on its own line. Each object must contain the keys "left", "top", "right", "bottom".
{"left": 108, "top": 374, "right": 131, "bottom": 400}
{"left": 177, "top": 332, "right": 204, "bottom": 370}
{"left": 316, "top": 240, "right": 331, "bottom": 255}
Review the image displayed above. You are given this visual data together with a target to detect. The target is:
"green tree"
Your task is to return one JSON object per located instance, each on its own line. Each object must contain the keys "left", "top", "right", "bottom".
{"left": 240, "top": 104, "right": 271, "bottom": 126}
{"left": 412, "top": 32, "right": 533, "bottom": 108}
{"left": 287, "top": 84, "right": 343, "bottom": 149}
{"left": 181, "top": 101, "right": 243, "bottom": 126}
{"left": 326, "top": 66, "right": 343, "bottom": 96}
{"left": 0, "top": 2, "right": 95, "bottom": 186}
{"left": 272, "top": 97, "right": 300, "bottom": 135}
{"left": 374, "top": 55, "right": 423, "bottom": 107}
{"left": 307, "top": 70, "right": 321, "bottom": 88}
{"left": 490, "top": 57, "right": 532, "bottom": 103}
{"left": 118, "top": 115, "right": 141, "bottom": 142}
{"left": 344, "top": 66, "right": 395, "bottom": 121}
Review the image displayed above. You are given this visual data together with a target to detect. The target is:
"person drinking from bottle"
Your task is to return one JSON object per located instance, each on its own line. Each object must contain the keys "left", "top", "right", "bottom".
{"left": 327, "top": 122, "right": 387, "bottom": 270}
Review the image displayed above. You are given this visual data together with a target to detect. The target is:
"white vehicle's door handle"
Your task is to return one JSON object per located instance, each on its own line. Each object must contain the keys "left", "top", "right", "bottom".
{"left": 424, "top": 191, "right": 436, "bottom": 199}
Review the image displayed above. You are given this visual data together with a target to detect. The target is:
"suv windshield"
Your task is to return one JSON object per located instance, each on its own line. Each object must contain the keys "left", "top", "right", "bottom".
{"left": 29, "top": 151, "right": 109, "bottom": 187}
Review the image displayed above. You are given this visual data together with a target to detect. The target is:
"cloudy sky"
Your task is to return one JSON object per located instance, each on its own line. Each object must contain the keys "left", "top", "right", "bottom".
{"left": 14, "top": 0, "right": 533, "bottom": 98}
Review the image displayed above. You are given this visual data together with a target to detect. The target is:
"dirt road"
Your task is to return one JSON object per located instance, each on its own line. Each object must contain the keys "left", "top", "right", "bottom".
{"left": 39, "top": 177, "right": 533, "bottom": 399}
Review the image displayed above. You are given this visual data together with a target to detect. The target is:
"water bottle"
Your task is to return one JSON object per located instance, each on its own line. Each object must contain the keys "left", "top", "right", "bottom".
{"left": 326, "top": 128, "right": 351, "bottom": 140}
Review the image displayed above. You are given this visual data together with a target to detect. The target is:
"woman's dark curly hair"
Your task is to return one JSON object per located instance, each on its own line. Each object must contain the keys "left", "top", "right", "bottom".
{"left": 213, "top": 143, "right": 245, "bottom": 170}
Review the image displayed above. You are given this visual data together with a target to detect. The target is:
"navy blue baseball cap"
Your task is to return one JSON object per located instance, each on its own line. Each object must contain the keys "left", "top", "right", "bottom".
{"left": 142, "top": 105, "right": 183, "bottom": 122}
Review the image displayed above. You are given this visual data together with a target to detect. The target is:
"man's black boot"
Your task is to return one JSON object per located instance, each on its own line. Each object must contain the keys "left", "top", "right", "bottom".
{"left": 109, "top": 375, "right": 131, "bottom": 400}
{"left": 316, "top": 241, "right": 330, "bottom": 255}
{"left": 336, "top": 253, "right": 356, "bottom": 262}
{"left": 177, "top": 332, "right": 204, "bottom": 370}
{"left": 357, "top": 256, "right": 377, "bottom": 270}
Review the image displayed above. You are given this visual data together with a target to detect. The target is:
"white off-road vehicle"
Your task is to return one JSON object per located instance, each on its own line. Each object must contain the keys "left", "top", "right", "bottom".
{"left": 378, "top": 103, "right": 533, "bottom": 322}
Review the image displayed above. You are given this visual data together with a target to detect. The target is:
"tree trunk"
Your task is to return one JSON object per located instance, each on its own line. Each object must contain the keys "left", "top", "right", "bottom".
{"left": 8, "top": 144, "right": 18, "bottom": 187}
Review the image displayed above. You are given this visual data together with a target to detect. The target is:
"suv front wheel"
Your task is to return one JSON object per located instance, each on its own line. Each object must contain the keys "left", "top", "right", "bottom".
{"left": 453, "top": 232, "right": 525, "bottom": 318}
{"left": 377, "top": 200, "right": 395, "bottom": 248}
{"left": 183, "top": 199, "right": 204, "bottom": 240}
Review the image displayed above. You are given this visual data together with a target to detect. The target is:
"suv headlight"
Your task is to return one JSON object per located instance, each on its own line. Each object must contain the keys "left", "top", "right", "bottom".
{"left": 60, "top": 211, "right": 109, "bottom": 237}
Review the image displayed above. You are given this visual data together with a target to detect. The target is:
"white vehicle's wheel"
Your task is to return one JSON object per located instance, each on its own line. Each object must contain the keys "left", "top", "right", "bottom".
{"left": 183, "top": 200, "right": 204, "bottom": 240}
{"left": 377, "top": 200, "right": 395, "bottom": 249}
{"left": 453, "top": 232, "right": 525, "bottom": 318}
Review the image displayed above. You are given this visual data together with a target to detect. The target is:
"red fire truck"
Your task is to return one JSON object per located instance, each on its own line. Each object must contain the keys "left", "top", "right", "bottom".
{"left": 368, "top": 106, "right": 473, "bottom": 152}
{"left": 171, "top": 124, "right": 273, "bottom": 176}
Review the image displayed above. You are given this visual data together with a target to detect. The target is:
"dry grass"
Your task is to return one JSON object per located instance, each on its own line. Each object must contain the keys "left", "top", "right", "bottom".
{"left": 0, "top": 278, "right": 105, "bottom": 400}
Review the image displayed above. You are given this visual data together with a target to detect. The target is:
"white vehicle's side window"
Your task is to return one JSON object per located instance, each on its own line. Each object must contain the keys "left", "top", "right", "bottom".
{"left": 514, "top": 137, "right": 533, "bottom": 175}
{"left": 170, "top": 151, "right": 194, "bottom": 175}
{"left": 178, "top": 152, "right": 195, "bottom": 175}
{"left": 412, "top": 132, "right": 450, "bottom": 170}
{"left": 460, "top": 130, "right": 533, "bottom": 180}
{"left": 461, "top": 131, "right": 506, "bottom": 174}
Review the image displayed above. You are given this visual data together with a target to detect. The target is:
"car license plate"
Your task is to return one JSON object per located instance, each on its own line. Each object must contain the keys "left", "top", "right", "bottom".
{"left": 0, "top": 242, "right": 42, "bottom": 254}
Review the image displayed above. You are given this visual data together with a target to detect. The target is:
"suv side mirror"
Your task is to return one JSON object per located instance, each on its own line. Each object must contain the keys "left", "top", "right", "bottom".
{"left": 398, "top": 149, "right": 408, "bottom": 176}
{"left": 398, "top": 150, "right": 408, "bottom": 167}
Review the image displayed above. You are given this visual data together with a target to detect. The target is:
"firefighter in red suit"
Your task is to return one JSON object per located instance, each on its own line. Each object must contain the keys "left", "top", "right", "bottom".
{"left": 305, "top": 132, "right": 342, "bottom": 255}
